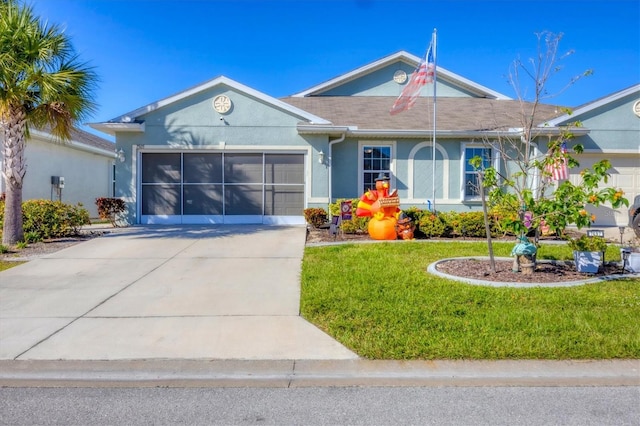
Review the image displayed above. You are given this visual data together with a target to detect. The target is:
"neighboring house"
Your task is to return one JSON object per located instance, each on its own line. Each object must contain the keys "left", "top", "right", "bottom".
{"left": 90, "top": 51, "right": 639, "bottom": 226}
{"left": 0, "top": 128, "right": 116, "bottom": 218}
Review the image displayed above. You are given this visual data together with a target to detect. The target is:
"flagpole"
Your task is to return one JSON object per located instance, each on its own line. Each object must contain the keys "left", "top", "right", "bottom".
{"left": 431, "top": 29, "right": 437, "bottom": 212}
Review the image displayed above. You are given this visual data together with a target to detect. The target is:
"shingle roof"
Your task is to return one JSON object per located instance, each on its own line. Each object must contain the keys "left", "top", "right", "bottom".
{"left": 281, "top": 96, "right": 564, "bottom": 131}
{"left": 70, "top": 127, "right": 115, "bottom": 152}
{"left": 36, "top": 125, "right": 115, "bottom": 152}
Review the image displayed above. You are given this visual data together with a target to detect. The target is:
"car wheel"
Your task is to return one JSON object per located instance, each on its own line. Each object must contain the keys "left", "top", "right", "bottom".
{"left": 633, "top": 213, "right": 640, "bottom": 238}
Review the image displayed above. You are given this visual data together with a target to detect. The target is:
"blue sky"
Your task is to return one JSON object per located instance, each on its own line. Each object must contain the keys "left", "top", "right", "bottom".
{"left": 30, "top": 0, "right": 640, "bottom": 140}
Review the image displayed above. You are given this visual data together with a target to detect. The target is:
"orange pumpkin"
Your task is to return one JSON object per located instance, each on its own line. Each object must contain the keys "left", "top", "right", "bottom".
{"left": 368, "top": 217, "right": 398, "bottom": 240}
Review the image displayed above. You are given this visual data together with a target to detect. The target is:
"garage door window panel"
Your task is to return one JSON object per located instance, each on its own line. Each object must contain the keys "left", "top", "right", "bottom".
{"left": 183, "top": 185, "right": 223, "bottom": 215}
{"left": 183, "top": 153, "right": 222, "bottom": 183}
{"left": 265, "top": 185, "right": 303, "bottom": 215}
{"left": 142, "top": 185, "right": 181, "bottom": 215}
{"left": 225, "top": 184, "right": 263, "bottom": 215}
{"left": 265, "top": 154, "right": 304, "bottom": 184}
{"left": 225, "top": 154, "right": 263, "bottom": 184}
{"left": 142, "top": 153, "right": 181, "bottom": 183}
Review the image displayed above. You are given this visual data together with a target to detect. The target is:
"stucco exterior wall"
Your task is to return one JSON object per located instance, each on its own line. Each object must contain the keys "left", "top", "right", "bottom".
{"left": 22, "top": 136, "right": 114, "bottom": 217}
{"left": 319, "top": 63, "right": 478, "bottom": 98}
{"left": 114, "top": 85, "right": 328, "bottom": 224}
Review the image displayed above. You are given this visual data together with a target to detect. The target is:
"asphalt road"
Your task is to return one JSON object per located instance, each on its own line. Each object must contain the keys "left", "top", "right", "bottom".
{"left": 2, "top": 386, "right": 638, "bottom": 425}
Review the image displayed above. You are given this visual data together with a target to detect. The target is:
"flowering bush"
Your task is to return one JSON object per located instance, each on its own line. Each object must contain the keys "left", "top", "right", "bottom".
{"left": 568, "top": 235, "right": 607, "bottom": 252}
{"left": 0, "top": 199, "right": 89, "bottom": 241}
{"left": 303, "top": 207, "right": 328, "bottom": 228}
{"left": 478, "top": 132, "right": 628, "bottom": 237}
{"left": 96, "top": 197, "right": 126, "bottom": 227}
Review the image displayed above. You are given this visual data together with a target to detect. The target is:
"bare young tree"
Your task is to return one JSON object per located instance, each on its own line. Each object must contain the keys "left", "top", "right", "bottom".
{"left": 470, "top": 31, "right": 626, "bottom": 273}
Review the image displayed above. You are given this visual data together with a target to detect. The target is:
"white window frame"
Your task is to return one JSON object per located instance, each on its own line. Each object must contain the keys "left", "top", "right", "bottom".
{"left": 460, "top": 142, "right": 498, "bottom": 201}
{"left": 358, "top": 141, "right": 396, "bottom": 194}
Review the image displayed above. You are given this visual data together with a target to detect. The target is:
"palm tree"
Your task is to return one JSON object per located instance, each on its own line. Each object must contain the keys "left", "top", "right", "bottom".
{"left": 0, "top": 0, "right": 97, "bottom": 245}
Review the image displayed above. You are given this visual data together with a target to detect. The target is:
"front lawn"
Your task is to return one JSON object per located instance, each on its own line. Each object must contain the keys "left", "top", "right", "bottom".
{"left": 0, "top": 260, "right": 23, "bottom": 271}
{"left": 301, "top": 241, "right": 640, "bottom": 359}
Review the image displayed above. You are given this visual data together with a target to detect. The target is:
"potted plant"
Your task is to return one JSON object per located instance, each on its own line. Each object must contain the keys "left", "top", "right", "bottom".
{"left": 568, "top": 235, "right": 607, "bottom": 273}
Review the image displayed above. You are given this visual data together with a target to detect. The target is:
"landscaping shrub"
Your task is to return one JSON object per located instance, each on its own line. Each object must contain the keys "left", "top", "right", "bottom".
{"left": 418, "top": 211, "right": 450, "bottom": 237}
{"left": 23, "top": 231, "right": 42, "bottom": 244}
{"left": 96, "top": 197, "right": 126, "bottom": 227}
{"left": 310, "top": 202, "right": 510, "bottom": 239}
{"left": 329, "top": 199, "right": 369, "bottom": 234}
{"left": 402, "top": 206, "right": 423, "bottom": 223}
{"left": 445, "top": 211, "right": 489, "bottom": 238}
{"left": 489, "top": 200, "right": 519, "bottom": 236}
{"left": 0, "top": 199, "right": 90, "bottom": 241}
{"left": 340, "top": 216, "right": 369, "bottom": 234}
{"left": 303, "top": 207, "right": 328, "bottom": 228}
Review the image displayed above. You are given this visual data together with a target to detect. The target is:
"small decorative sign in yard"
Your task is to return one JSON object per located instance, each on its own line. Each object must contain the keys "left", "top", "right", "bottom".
{"left": 340, "top": 200, "right": 352, "bottom": 220}
{"left": 586, "top": 229, "right": 605, "bottom": 238}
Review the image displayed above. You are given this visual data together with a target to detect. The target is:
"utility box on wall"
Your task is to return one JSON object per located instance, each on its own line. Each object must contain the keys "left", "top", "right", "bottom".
{"left": 50, "top": 176, "right": 65, "bottom": 201}
{"left": 51, "top": 176, "right": 65, "bottom": 188}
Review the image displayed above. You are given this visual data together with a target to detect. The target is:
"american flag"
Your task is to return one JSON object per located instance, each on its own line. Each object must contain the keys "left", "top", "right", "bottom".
{"left": 546, "top": 141, "right": 568, "bottom": 181}
{"left": 390, "top": 40, "right": 435, "bottom": 115}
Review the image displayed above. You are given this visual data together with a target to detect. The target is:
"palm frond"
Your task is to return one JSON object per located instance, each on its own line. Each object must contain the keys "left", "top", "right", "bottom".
{"left": 0, "top": 0, "right": 98, "bottom": 140}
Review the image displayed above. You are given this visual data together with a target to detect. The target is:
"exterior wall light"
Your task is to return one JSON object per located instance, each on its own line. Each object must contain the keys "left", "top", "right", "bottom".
{"left": 318, "top": 150, "right": 324, "bottom": 164}
{"left": 116, "top": 148, "right": 125, "bottom": 163}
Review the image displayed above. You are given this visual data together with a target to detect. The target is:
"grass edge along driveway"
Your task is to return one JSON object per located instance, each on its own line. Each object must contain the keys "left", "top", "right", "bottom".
{"left": 300, "top": 241, "right": 640, "bottom": 360}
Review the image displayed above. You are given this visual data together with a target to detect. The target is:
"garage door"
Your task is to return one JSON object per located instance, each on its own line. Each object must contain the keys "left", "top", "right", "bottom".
{"left": 572, "top": 155, "right": 640, "bottom": 227}
{"left": 140, "top": 152, "right": 305, "bottom": 225}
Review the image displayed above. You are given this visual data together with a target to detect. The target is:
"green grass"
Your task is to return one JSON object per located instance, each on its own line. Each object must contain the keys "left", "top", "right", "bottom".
{"left": 301, "top": 241, "right": 640, "bottom": 360}
{"left": 0, "top": 260, "right": 23, "bottom": 271}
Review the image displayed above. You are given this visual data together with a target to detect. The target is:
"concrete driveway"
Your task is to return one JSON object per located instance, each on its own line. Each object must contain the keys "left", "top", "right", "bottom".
{"left": 0, "top": 225, "right": 357, "bottom": 361}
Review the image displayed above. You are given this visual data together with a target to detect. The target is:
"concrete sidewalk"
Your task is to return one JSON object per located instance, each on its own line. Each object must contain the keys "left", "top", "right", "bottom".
{"left": 0, "top": 225, "right": 357, "bottom": 361}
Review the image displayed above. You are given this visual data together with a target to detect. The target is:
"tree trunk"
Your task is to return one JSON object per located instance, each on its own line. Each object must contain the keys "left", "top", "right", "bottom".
{"left": 1, "top": 107, "right": 27, "bottom": 245}
{"left": 478, "top": 171, "right": 496, "bottom": 273}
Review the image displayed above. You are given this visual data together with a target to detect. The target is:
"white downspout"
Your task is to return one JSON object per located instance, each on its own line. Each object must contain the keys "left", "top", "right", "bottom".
{"left": 327, "top": 133, "right": 346, "bottom": 215}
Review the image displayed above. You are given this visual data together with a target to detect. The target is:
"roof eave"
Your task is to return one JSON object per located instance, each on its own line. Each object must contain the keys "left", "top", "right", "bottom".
{"left": 89, "top": 122, "right": 146, "bottom": 136}
{"left": 532, "top": 126, "right": 590, "bottom": 137}
{"left": 296, "top": 125, "right": 355, "bottom": 136}
{"left": 297, "top": 125, "right": 589, "bottom": 139}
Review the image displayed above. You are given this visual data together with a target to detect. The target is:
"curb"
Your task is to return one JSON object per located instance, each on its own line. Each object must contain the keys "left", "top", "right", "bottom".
{"left": 1, "top": 359, "right": 638, "bottom": 388}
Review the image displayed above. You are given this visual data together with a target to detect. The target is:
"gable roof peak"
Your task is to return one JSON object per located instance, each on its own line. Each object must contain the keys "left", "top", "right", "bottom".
{"left": 542, "top": 83, "right": 640, "bottom": 127}
{"left": 291, "top": 50, "right": 511, "bottom": 100}
{"left": 90, "top": 75, "right": 330, "bottom": 135}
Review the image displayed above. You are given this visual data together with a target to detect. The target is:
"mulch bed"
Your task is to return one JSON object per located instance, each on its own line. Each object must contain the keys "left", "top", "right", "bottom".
{"left": 434, "top": 258, "right": 626, "bottom": 283}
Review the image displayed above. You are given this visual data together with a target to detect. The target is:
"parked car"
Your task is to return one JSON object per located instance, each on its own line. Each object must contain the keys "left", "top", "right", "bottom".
{"left": 629, "top": 194, "right": 640, "bottom": 237}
